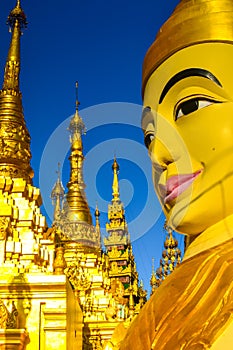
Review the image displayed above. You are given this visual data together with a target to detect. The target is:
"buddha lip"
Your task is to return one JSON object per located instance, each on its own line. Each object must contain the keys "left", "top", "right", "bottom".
{"left": 160, "top": 170, "right": 202, "bottom": 204}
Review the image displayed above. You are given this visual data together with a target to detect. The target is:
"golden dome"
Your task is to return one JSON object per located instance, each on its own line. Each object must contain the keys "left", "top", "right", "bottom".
{"left": 142, "top": 0, "right": 233, "bottom": 95}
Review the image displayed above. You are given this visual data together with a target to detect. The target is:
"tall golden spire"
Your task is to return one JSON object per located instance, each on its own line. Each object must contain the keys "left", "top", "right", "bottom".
{"left": 65, "top": 82, "right": 92, "bottom": 224}
{"left": 150, "top": 257, "right": 157, "bottom": 295}
{"left": 95, "top": 204, "right": 101, "bottom": 248}
{"left": 0, "top": 0, "right": 33, "bottom": 182}
{"left": 112, "top": 157, "right": 120, "bottom": 202}
{"left": 106, "top": 158, "right": 127, "bottom": 233}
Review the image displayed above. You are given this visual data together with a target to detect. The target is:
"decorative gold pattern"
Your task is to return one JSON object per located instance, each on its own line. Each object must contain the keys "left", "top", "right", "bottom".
{"left": 0, "top": 3, "right": 151, "bottom": 349}
{"left": 51, "top": 85, "right": 99, "bottom": 249}
{"left": 64, "top": 262, "right": 91, "bottom": 292}
{"left": 104, "top": 158, "right": 146, "bottom": 305}
{"left": 120, "top": 240, "right": 233, "bottom": 350}
{"left": 0, "top": 300, "right": 18, "bottom": 329}
{"left": 54, "top": 246, "right": 66, "bottom": 275}
{"left": 65, "top": 82, "right": 92, "bottom": 225}
{"left": 51, "top": 163, "right": 65, "bottom": 223}
{"left": 0, "top": 0, "right": 32, "bottom": 183}
{"left": 0, "top": 4, "right": 80, "bottom": 350}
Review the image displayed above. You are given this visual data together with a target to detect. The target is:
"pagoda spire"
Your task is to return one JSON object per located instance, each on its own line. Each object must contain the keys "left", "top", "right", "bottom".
{"left": 0, "top": 0, "right": 32, "bottom": 182}
{"left": 51, "top": 163, "right": 65, "bottom": 223}
{"left": 3, "top": 0, "right": 27, "bottom": 92}
{"left": 106, "top": 158, "right": 127, "bottom": 233}
{"left": 150, "top": 258, "right": 157, "bottom": 295}
{"left": 104, "top": 159, "right": 146, "bottom": 307}
{"left": 112, "top": 157, "right": 120, "bottom": 202}
{"left": 65, "top": 82, "right": 92, "bottom": 224}
{"left": 154, "top": 223, "right": 182, "bottom": 288}
{"left": 95, "top": 204, "right": 101, "bottom": 248}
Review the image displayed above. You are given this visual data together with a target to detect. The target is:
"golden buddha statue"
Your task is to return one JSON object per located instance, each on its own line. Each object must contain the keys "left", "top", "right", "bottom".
{"left": 119, "top": 0, "right": 233, "bottom": 349}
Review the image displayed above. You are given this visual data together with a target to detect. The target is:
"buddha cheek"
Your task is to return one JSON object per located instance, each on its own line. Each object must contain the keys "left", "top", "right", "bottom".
{"left": 177, "top": 104, "right": 233, "bottom": 168}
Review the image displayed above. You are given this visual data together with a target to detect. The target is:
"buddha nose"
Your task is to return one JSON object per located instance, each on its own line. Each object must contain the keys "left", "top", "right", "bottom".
{"left": 149, "top": 115, "right": 194, "bottom": 178}
{"left": 149, "top": 137, "right": 175, "bottom": 170}
{"left": 149, "top": 115, "right": 182, "bottom": 169}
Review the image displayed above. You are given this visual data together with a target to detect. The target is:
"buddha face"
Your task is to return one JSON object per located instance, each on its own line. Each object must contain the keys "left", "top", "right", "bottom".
{"left": 142, "top": 43, "right": 233, "bottom": 235}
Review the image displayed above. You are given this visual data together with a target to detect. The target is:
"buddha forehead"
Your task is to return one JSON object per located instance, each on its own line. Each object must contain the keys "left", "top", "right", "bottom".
{"left": 143, "top": 42, "right": 233, "bottom": 109}
{"left": 142, "top": 0, "right": 233, "bottom": 98}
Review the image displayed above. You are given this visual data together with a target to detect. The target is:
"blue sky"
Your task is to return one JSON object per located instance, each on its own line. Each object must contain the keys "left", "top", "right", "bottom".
{"left": 0, "top": 0, "right": 181, "bottom": 293}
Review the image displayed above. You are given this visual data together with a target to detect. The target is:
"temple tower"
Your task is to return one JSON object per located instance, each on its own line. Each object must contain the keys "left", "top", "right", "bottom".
{"left": 51, "top": 87, "right": 131, "bottom": 349}
{"left": 0, "top": 2, "right": 82, "bottom": 349}
{"left": 104, "top": 158, "right": 147, "bottom": 313}
{"left": 151, "top": 223, "right": 182, "bottom": 291}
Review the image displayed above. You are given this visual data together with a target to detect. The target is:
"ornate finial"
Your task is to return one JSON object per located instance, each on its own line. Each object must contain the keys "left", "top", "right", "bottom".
{"left": 68, "top": 82, "right": 86, "bottom": 145}
{"left": 95, "top": 203, "right": 100, "bottom": 229}
{"left": 95, "top": 204, "right": 100, "bottom": 220}
{"left": 95, "top": 204, "right": 101, "bottom": 248}
{"left": 112, "top": 157, "right": 120, "bottom": 202}
{"left": 51, "top": 163, "right": 65, "bottom": 222}
{"left": 106, "top": 157, "right": 127, "bottom": 233}
{"left": 64, "top": 83, "right": 92, "bottom": 224}
{"left": 57, "top": 162, "right": 61, "bottom": 178}
{"left": 3, "top": 0, "right": 27, "bottom": 91}
{"left": 51, "top": 163, "right": 65, "bottom": 199}
{"left": 7, "top": 0, "right": 27, "bottom": 32}
{"left": 0, "top": 1, "right": 33, "bottom": 182}
{"left": 150, "top": 257, "right": 157, "bottom": 295}
{"left": 75, "top": 81, "right": 80, "bottom": 111}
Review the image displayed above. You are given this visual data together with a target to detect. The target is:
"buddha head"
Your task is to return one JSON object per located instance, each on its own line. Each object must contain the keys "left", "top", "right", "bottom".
{"left": 142, "top": 0, "right": 233, "bottom": 236}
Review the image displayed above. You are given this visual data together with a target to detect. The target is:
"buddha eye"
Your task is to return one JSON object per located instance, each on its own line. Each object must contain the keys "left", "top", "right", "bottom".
{"left": 175, "top": 97, "right": 219, "bottom": 120}
{"left": 142, "top": 105, "right": 155, "bottom": 150}
{"left": 144, "top": 132, "right": 154, "bottom": 149}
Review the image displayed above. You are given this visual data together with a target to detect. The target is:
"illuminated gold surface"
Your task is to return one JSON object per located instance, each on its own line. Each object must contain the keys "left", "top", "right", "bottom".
{"left": 49, "top": 117, "right": 144, "bottom": 348}
{"left": 0, "top": 2, "right": 146, "bottom": 349}
{"left": 0, "top": 3, "right": 83, "bottom": 350}
{"left": 0, "top": 0, "right": 33, "bottom": 183}
{"left": 52, "top": 91, "right": 99, "bottom": 249}
{"left": 121, "top": 0, "right": 233, "bottom": 349}
{"left": 65, "top": 86, "right": 92, "bottom": 225}
{"left": 120, "top": 237, "right": 233, "bottom": 350}
{"left": 105, "top": 159, "right": 142, "bottom": 298}
{"left": 0, "top": 274, "right": 82, "bottom": 350}
{"left": 0, "top": 329, "right": 29, "bottom": 350}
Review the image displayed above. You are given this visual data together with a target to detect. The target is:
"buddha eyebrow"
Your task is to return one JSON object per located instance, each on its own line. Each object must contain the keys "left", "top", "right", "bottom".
{"left": 159, "top": 68, "right": 222, "bottom": 104}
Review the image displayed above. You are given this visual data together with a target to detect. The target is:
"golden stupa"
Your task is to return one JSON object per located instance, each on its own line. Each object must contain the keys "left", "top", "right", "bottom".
{"left": 0, "top": 1, "right": 148, "bottom": 349}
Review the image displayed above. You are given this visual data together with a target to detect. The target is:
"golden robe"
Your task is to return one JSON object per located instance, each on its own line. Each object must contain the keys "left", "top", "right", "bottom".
{"left": 120, "top": 237, "right": 233, "bottom": 349}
